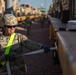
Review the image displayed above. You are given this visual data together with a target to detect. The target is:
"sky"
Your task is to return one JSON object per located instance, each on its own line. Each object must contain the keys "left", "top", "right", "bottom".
{"left": 18, "top": 0, "right": 52, "bottom": 10}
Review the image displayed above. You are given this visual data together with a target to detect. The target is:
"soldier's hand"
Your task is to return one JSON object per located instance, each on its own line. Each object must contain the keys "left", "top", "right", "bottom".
{"left": 41, "top": 45, "right": 50, "bottom": 53}
{"left": 5, "top": 53, "right": 16, "bottom": 61}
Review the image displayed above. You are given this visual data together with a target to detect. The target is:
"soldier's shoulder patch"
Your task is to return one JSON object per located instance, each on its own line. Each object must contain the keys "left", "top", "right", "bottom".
{"left": 15, "top": 33, "right": 22, "bottom": 38}
{"left": 15, "top": 33, "right": 28, "bottom": 41}
{"left": 16, "top": 33, "right": 22, "bottom": 36}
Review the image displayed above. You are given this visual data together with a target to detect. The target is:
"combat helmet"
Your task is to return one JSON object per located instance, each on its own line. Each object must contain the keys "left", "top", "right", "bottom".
{"left": 3, "top": 14, "right": 18, "bottom": 26}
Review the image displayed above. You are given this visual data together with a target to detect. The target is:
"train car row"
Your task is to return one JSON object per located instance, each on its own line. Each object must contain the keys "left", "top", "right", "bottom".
{"left": 16, "top": 14, "right": 41, "bottom": 23}
{"left": 0, "top": 0, "right": 42, "bottom": 23}
{"left": 48, "top": 15, "right": 76, "bottom": 75}
{"left": 48, "top": 0, "right": 76, "bottom": 23}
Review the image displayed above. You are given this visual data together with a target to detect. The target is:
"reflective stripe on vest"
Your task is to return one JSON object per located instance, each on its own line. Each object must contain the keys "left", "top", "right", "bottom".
{"left": 1, "top": 33, "right": 16, "bottom": 65}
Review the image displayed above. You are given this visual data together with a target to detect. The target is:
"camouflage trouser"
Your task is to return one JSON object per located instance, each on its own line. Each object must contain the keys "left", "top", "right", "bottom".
{"left": 40, "top": 20, "right": 45, "bottom": 28}
{"left": 0, "top": 56, "right": 27, "bottom": 75}
{"left": 27, "top": 25, "right": 31, "bottom": 36}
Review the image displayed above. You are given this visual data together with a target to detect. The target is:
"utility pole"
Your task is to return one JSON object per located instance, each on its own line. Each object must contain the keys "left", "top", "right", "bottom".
{"left": 4, "top": 1, "right": 13, "bottom": 74}
{"left": 45, "top": 0, "right": 46, "bottom": 14}
{"left": 4, "top": 0, "right": 13, "bottom": 14}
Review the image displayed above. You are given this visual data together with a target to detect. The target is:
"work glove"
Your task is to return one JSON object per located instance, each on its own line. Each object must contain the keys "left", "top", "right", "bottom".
{"left": 5, "top": 53, "right": 16, "bottom": 61}
{"left": 41, "top": 45, "right": 50, "bottom": 53}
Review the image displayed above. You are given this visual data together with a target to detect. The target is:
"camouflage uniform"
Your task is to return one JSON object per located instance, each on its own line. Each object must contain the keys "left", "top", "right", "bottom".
{"left": 25, "top": 17, "right": 32, "bottom": 36}
{"left": 0, "top": 33, "right": 43, "bottom": 75}
{"left": 40, "top": 15, "right": 45, "bottom": 28}
{"left": 0, "top": 14, "right": 43, "bottom": 75}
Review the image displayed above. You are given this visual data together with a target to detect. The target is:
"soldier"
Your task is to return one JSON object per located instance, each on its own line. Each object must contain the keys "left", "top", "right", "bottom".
{"left": 0, "top": 14, "right": 51, "bottom": 75}
{"left": 40, "top": 14, "right": 46, "bottom": 28}
{"left": 25, "top": 16, "right": 32, "bottom": 37}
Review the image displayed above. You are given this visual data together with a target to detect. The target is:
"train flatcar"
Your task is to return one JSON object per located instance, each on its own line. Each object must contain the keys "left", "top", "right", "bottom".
{"left": 49, "top": 0, "right": 76, "bottom": 23}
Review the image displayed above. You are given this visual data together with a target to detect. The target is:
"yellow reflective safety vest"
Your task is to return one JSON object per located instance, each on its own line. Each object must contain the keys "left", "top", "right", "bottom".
{"left": 1, "top": 33, "right": 16, "bottom": 65}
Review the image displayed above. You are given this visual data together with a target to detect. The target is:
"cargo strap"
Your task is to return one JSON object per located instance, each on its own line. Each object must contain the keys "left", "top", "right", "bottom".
{"left": 1, "top": 33, "right": 16, "bottom": 65}
{"left": 16, "top": 47, "right": 57, "bottom": 57}
{"left": 16, "top": 43, "right": 57, "bottom": 57}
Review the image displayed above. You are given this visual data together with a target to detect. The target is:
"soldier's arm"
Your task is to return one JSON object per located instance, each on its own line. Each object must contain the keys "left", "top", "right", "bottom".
{"left": 21, "top": 35, "right": 43, "bottom": 50}
{"left": 21, "top": 34, "right": 51, "bottom": 53}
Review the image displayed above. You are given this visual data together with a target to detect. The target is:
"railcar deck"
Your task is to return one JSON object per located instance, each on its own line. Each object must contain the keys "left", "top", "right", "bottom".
{"left": 48, "top": 15, "right": 76, "bottom": 75}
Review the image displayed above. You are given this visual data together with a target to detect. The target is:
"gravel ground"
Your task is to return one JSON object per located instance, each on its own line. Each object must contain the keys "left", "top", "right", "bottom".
{"left": 16, "top": 19, "right": 62, "bottom": 75}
